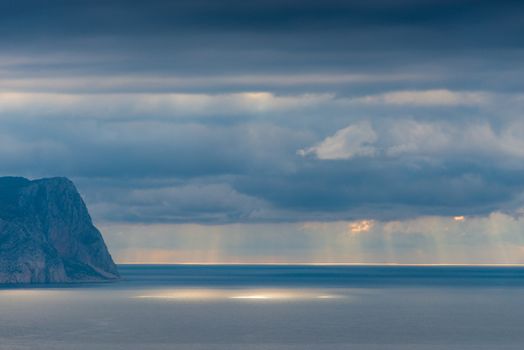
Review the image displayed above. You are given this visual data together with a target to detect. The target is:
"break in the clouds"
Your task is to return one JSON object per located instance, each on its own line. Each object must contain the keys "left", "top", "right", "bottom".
{"left": 101, "top": 212, "right": 524, "bottom": 264}
{"left": 1, "top": 0, "right": 524, "bottom": 262}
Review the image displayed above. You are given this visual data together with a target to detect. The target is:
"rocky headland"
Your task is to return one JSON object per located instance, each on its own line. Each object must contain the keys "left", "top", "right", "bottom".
{"left": 0, "top": 177, "right": 119, "bottom": 283}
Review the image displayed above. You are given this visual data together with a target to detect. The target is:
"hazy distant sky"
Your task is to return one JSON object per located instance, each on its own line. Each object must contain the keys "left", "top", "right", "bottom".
{"left": 2, "top": 0, "right": 524, "bottom": 263}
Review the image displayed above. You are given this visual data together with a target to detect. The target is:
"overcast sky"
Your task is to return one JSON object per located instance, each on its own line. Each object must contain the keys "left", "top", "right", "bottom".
{"left": 2, "top": 0, "right": 524, "bottom": 263}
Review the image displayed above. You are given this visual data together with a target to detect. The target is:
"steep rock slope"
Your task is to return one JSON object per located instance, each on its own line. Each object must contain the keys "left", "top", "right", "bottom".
{"left": 0, "top": 177, "right": 119, "bottom": 283}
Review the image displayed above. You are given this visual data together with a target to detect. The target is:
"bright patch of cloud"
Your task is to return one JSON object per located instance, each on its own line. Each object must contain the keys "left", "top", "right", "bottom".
{"left": 348, "top": 220, "right": 374, "bottom": 233}
{"left": 300, "top": 119, "right": 524, "bottom": 160}
{"left": 0, "top": 92, "right": 332, "bottom": 118}
{"left": 298, "top": 121, "right": 377, "bottom": 160}
{"left": 354, "top": 89, "right": 489, "bottom": 106}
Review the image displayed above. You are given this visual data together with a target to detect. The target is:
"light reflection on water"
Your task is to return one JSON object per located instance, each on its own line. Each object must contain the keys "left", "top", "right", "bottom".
{"left": 2, "top": 265, "right": 524, "bottom": 350}
{"left": 134, "top": 288, "right": 345, "bottom": 301}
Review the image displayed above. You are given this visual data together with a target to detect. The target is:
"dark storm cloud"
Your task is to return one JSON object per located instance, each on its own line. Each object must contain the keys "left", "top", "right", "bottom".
{"left": 234, "top": 157, "right": 524, "bottom": 221}
{"left": 1, "top": 0, "right": 524, "bottom": 224}
{"left": 1, "top": 0, "right": 523, "bottom": 92}
{"left": 2, "top": 0, "right": 522, "bottom": 46}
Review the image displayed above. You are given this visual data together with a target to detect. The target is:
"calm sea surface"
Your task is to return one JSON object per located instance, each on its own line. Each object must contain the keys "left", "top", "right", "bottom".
{"left": 1, "top": 265, "right": 524, "bottom": 349}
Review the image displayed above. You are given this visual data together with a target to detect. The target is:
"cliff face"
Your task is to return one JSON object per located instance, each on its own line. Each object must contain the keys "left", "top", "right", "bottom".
{"left": 0, "top": 177, "right": 119, "bottom": 283}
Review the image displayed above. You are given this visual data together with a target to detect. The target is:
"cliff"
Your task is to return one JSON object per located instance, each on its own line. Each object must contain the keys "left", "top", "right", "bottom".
{"left": 0, "top": 177, "right": 119, "bottom": 283}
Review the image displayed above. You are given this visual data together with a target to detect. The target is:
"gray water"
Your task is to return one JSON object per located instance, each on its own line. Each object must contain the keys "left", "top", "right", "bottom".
{"left": 1, "top": 265, "right": 524, "bottom": 349}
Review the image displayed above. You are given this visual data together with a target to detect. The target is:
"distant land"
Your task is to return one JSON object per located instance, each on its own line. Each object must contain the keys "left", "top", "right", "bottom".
{"left": 0, "top": 176, "right": 119, "bottom": 284}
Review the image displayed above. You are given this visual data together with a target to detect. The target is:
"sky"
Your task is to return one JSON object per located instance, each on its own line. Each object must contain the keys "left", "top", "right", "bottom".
{"left": 1, "top": 0, "right": 524, "bottom": 264}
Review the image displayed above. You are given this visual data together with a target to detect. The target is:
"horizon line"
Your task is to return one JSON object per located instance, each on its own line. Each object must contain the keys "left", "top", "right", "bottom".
{"left": 116, "top": 262, "right": 524, "bottom": 267}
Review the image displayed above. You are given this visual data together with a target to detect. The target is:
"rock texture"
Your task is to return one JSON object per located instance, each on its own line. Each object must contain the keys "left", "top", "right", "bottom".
{"left": 0, "top": 177, "right": 119, "bottom": 283}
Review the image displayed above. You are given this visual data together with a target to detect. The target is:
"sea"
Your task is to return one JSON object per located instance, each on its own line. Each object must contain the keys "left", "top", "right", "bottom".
{"left": 1, "top": 265, "right": 524, "bottom": 350}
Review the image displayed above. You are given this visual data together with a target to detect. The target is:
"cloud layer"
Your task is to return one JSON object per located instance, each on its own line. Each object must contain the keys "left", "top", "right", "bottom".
{"left": 1, "top": 0, "right": 524, "bottom": 262}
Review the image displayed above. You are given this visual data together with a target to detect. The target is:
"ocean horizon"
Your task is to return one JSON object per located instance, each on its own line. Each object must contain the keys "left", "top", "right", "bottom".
{"left": 1, "top": 265, "right": 524, "bottom": 349}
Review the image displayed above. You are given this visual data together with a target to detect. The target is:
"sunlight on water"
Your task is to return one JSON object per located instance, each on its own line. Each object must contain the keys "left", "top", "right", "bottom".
{"left": 134, "top": 288, "right": 345, "bottom": 301}
{"left": 2, "top": 266, "right": 524, "bottom": 349}
{"left": 230, "top": 294, "right": 272, "bottom": 299}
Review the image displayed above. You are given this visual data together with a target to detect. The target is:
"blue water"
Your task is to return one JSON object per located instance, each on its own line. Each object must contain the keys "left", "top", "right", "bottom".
{"left": 118, "top": 264, "right": 524, "bottom": 287}
{"left": 1, "top": 265, "right": 524, "bottom": 349}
